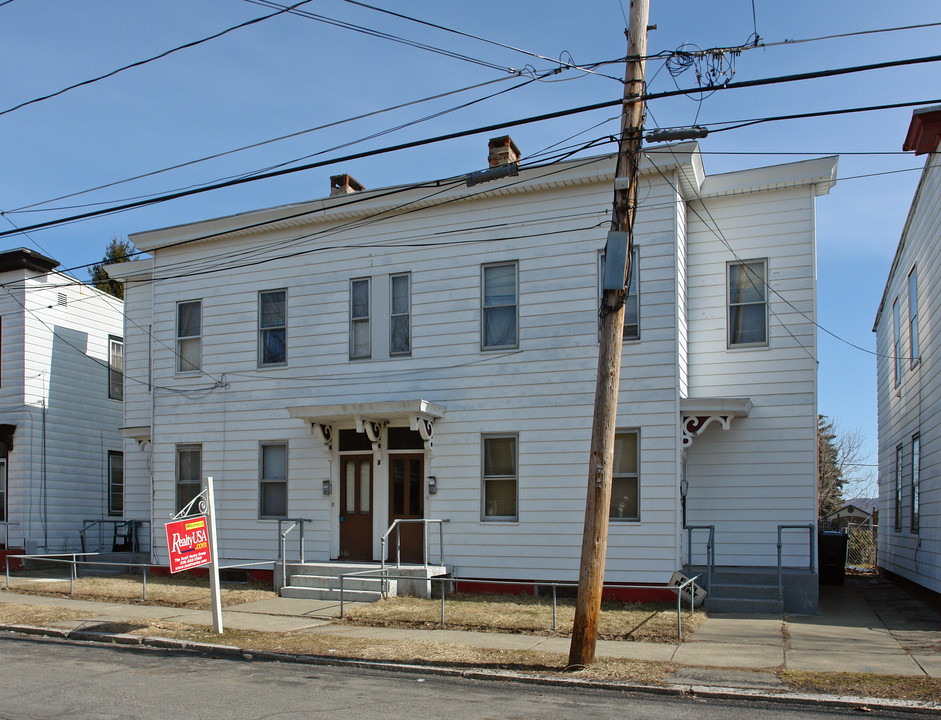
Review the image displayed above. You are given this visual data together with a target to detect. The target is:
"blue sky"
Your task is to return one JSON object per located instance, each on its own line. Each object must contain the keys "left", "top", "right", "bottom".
{"left": 2, "top": 0, "right": 940, "bottom": 484}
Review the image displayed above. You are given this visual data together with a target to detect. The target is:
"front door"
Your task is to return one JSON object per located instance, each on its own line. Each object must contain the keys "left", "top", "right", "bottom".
{"left": 389, "top": 454, "right": 424, "bottom": 564}
{"left": 339, "top": 454, "right": 373, "bottom": 561}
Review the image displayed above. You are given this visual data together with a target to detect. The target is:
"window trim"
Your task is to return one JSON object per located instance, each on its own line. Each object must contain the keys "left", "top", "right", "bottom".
{"left": 175, "top": 443, "right": 202, "bottom": 514}
{"left": 610, "top": 429, "right": 640, "bottom": 522}
{"left": 908, "top": 266, "right": 919, "bottom": 368}
{"left": 389, "top": 272, "right": 411, "bottom": 356}
{"left": 259, "top": 442, "right": 288, "bottom": 519}
{"left": 598, "top": 249, "right": 640, "bottom": 341}
{"left": 108, "top": 450, "right": 124, "bottom": 517}
{"left": 911, "top": 434, "right": 920, "bottom": 534}
{"left": 480, "top": 433, "right": 518, "bottom": 522}
{"left": 108, "top": 335, "right": 124, "bottom": 401}
{"left": 893, "top": 299, "right": 901, "bottom": 388}
{"left": 727, "top": 259, "right": 769, "bottom": 349}
{"left": 258, "top": 289, "right": 288, "bottom": 368}
{"left": 176, "top": 300, "right": 202, "bottom": 375}
{"left": 481, "top": 261, "right": 519, "bottom": 351}
{"left": 894, "top": 443, "right": 903, "bottom": 532}
{"left": 349, "top": 277, "right": 371, "bottom": 360}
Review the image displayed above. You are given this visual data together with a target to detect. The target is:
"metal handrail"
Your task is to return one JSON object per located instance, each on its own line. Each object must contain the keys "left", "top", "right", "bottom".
{"left": 684, "top": 524, "right": 714, "bottom": 592}
{"left": 278, "top": 518, "right": 311, "bottom": 589}
{"left": 0, "top": 521, "right": 18, "bottom": 550}
{"left": 339, "top": 570, "right": 702, "bottom": 641}
{"left": 380, "top": 518, "right": 449, "bottom": 570}
{"left": 777, "top": 523, "right": 816, "bottom": 602}
{"left": 80, "top": 519, "right": 149, "bottom": 553}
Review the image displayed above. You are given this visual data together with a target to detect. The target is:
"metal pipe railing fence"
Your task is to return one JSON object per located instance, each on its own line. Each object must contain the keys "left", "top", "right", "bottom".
{"left": 0, "top": 521, "right": 19, "bottom": 551}
{"left": 684, "top": 524, "right": 714, "bottom": 592}
{"left": 777, "top": 523, "right": 816, "bottom": 602}
{"left": 79, "top": 520, "right": 150, "bottom": 554}
{"left": 380, "top": 518, "right": 449, "bottom": 570}
{"left": 339, "top": 570, "right": 702, "bottom": 641}
{"left": 278, "top": 518, "right": 311, "bottom": 589}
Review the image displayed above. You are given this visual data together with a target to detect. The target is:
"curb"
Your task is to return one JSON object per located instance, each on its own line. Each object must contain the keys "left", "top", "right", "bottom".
{"left": 3, "top": 622, "right": 941, "bottom": 715}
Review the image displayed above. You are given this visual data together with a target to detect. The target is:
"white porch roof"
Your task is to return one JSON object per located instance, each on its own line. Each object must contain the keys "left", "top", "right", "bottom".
{"left": 680, "top": 397, "right": 752, "bottom": 448}
{"left": 286, "top": 399, "right": 445, "bottom": 426}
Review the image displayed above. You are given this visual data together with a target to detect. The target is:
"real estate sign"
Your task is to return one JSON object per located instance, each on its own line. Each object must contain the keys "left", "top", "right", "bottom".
{"left": 165, "top": 515, "right": 211, "bottom": 573}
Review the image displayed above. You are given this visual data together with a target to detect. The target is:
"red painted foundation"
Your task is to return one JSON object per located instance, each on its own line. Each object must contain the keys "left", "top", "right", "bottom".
{"left": 453, "top": 579, "right": 675, "bottom": 603}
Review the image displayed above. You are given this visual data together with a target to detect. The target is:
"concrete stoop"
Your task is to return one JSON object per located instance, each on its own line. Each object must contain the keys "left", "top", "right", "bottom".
{"left": 685, "top": 565, "right": 817, "bottom": 614}
{"left": 278, "top": 562, "right": 448, "bottom": 602}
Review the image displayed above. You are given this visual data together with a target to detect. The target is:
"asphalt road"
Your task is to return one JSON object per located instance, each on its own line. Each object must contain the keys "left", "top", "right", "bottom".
{"left": 0, "top": 633, "right": 918, "bottom": 719}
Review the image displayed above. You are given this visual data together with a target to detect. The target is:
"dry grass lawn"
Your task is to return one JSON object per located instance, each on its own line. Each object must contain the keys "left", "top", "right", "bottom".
{"left": 342, "top": 592, "right": 704, "bottom": 643}
{"left": 782, "top": 670, "right": 941, "bottom": 703}
{"left": 4, "top": 574, "right": 275, "bottom": 609}
{"left": 0, "top": 602, "right": 95, "bottom": 625}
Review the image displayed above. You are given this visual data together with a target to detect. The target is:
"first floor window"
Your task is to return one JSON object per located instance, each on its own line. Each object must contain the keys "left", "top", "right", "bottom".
{"left": 482, "top": 434, "right": 517, "bottom": 521}
{"left": 728, "top": 259, "right": 768, "bottom": 347}
{"left": 259, "top": 290, "right": 287, "bottom": 366}
{"left": 482, "top": 262, "right": 518, "bottom": 349}
{"left": 176, "top": 444, "right": 202, "bottom": 513}
{"left": 108, "top": 451, "right": 124, "bottom": 517}
{"left": 610, "top": 430, "right": 639, "bottom": 521}
{"left": 260, "top": 443, "right": 288, "bottom": 518}
{"left": 894, "top": 444, "right": 903, "bottom": 532}
{"left": 350, "top": 278, "right": 370, "bottom": 359}
{"left": 177, "top": 300, "right": 202, "bottom": 373}
{"left": 911, "top": 434, "right": 920, "bottom": 533}
{"left": 108, "top": 336, "right": 124, "bottom": 400}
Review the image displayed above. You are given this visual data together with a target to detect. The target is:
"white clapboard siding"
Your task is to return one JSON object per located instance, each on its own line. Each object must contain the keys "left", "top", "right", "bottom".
{"left": 115, "top": 147, "right": 831, "bottom": 584}
{"left": 874, "top": 149, "right": 941, "bottom": 593}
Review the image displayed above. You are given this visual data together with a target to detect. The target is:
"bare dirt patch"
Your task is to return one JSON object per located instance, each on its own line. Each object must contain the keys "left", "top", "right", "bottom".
{"left": 341, "top": 592, "right": 703, "bottom": 642}
{"left": 3, "top": 574, "right": 275, "bottom": 609}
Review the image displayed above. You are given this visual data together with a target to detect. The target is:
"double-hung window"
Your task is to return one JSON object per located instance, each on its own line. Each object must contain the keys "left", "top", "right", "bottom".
{"left": 390, "top": 273, "right": 411, "bottom": 355}
{"left": 599, "top": 250, "right": 639, "bottom": 340}
{"left": 482, "top": 262, "right": 518, "bottom": 350}
{"left": 911, "top": 434, "right": 920, "bottom": 533}
{"left": 893, "top": 299, "right": 901, "bottom": 387}
{"left": 909, "top": 266, "right": 919, "bottom": 367}
{"left": 610, "top": 430, "right": 640, "bottom": 521}
{"left": 350, "top": 278, "right": 370, "bottom": 359}
{"left": 482, "top": 434, "right": 517, "bottom": 521}
{"left": 108, "top": 336, "right": 124, "bottom": 400}
{"left": 108, "top": 451, "right": 124, "bottom": 517}
{"left": 259, "top": 290, "right": 287, "bottom": 366}
{"left": 176, "top": 444, "right": 202, "bottom": 513}
{"left": 259, "top": 443, "right": 288, "bottom": 518}
{"left": 728, "top": 260, "right": 768, "bottom": 347}
{"left": 894, "top": 444, "right": 903, "bottom": 532}
{"left": 176, "top": 301, "right": 202, "bottom": 373}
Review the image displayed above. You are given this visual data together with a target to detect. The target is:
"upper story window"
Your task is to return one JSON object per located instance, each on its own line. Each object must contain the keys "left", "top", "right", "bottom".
{"left": 911, "top": 434, "right": 920, "bottom": 533}
{"left": 259, "top": 290, "right": 287, "bottom": 366}
{"left": 390, "top": 273, "right": 411, "bottom": 356}
{"left": 599, "top": 249, "right": 639, "bottom": 340}
{"left": 481, "top": 434, "right": 518, "bottom": 521}
{"left": 350, "top": 278, "right": 370, "bottom": 359}
{"left": 108, "top": 335, "right": 124, "bottom": 400}
{"left": 176, "top": 300, "right": 202, "bottom": 373}
{"left": 482, "top": 262, "right": 518, "bottom": 350}
{"left": 893, "top": 299, "right": 901, "bottom": 387}
{"left": 610, "top": 430, "right": 640, "bottom": 521}
{"left": 908, "top": 266, "right": 919, "bottom": 367}
{"left": 894, "top": 443, "right": 903, "bottom": 532}
{"left": 728, "top": 259, "right": 768, "bottom": 347}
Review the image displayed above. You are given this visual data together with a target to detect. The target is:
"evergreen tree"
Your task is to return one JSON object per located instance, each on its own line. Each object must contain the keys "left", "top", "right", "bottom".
{"left": 818, "top": 414, "right": 844, "bottom": 517}
{"left": 89, "top": 236, "right": 133, "bottom": 299}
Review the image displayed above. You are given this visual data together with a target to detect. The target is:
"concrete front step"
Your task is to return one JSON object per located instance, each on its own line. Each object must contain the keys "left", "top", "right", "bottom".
{"left": 710, "top": 582, "right": 780, "bottom": 601}
{"left": 706, "top": 596, "right": 784, "bottom": 614}
{"left": 277, "top": 561, "right": 449, "bottom": 601}
{"left": 288, "top": 573, "right": 397, "bottom": 594}
{"left": 280, "top": 585, "right": 383, "bottom": 602}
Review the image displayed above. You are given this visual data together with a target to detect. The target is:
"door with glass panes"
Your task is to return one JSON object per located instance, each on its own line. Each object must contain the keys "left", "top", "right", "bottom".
{"left": 388, "top": 454, "right": 424, "bottom": 563}
{"left": 339, "top": 454, "right": 372, "bottom": 561}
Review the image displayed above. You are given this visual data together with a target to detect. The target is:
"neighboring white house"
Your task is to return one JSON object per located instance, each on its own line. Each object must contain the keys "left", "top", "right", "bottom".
{"left": 0, "top": 248, "right": 127, "bottom": 556}
{"left": 110, "top": 139, "right": 836, "bottom": 612}
{"left": 873, "top": 105, "right": 941, "bottom": 598}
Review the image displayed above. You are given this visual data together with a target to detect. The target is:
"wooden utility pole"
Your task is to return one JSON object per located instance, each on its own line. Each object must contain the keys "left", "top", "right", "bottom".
{"left": 569, "top": 0, "right": 649, "bottom": 667}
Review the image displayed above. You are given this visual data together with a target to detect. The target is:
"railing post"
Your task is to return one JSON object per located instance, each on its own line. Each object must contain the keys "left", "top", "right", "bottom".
{"left": 552, "top": 584, "right": 557, "bottom": 630}
{"left": 69, "top": 555, "right": 75, "bottom": 595}
{"left": 677, "top": 585, "right": 682, "bottom": 641}
{"left": 777, "top": 526, "right": 784, "bottom": 602}
{"left": 440, "top": 577, "right": 445, "bottom": 625}
{"left": 339, "top": 575, "right": 345, "bottom": 619}
{"left": 4, "top": 556, "right": 9, "bottom": 589}
{"left": 143, "top": 565, "right": 148, "bottom": 602}
{"left": 423, "top": 521, "right": 429, "bottom": 569}
{"left": 438, "top": 521, "right": 445, "bottom": 566}
{"left": 380, "top": 537, "right": 386, "bottom": 572}
{"left": 396, "top": 527, "right": 401, "bottom": 568}
{"left": 299, "top": 520, "right": 305, "bottom": 565}
{"left": 808, "top": 524, "right": 816, "bottom": 573}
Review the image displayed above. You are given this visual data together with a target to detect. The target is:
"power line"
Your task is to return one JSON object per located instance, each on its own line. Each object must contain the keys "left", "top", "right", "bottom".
{"left": 761, "top": 21, "right": 941, "bottom": 49}
{"left": 0, "top": 1, "right": 314, "bottom": 119}
{"left": 3, "top": 52, "right": 940, "bottom": 241}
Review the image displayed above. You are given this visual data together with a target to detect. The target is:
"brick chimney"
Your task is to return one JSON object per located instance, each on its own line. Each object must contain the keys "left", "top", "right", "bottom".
{"left": 487, "top": 136, "right": 521, "bottom": 168}
{"left": 330, "top": 174, "right": 365, "bottom": 197}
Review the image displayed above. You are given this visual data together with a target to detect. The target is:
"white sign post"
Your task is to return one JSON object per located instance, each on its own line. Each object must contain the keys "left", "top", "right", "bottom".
{"left": 205, "top": 476, "right": 223, "bottom": 634}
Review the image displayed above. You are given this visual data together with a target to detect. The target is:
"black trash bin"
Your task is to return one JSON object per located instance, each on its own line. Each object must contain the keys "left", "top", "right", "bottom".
{"left": 818, "top": 529, "right": 848, "bottom": 585}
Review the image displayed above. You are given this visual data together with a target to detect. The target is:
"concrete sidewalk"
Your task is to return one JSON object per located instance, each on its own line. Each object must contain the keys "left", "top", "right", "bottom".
{"left": 1, "top": 575, "right": 939, "bottom": 685}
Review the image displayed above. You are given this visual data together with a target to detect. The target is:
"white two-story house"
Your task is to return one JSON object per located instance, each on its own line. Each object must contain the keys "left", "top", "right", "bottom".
{"left": 0, "top": 248, "right": 126, "bottom": 557}
{"left": 110, "top": 139, "right": 836, "bottom": 612}
{"left": 873, "top": 105, "right": 941, "bottom": 599}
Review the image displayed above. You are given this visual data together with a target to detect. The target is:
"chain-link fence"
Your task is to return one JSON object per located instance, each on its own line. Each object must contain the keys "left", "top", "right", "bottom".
{"left": 846, "top": 520, "right": 877, "bottom": 570}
